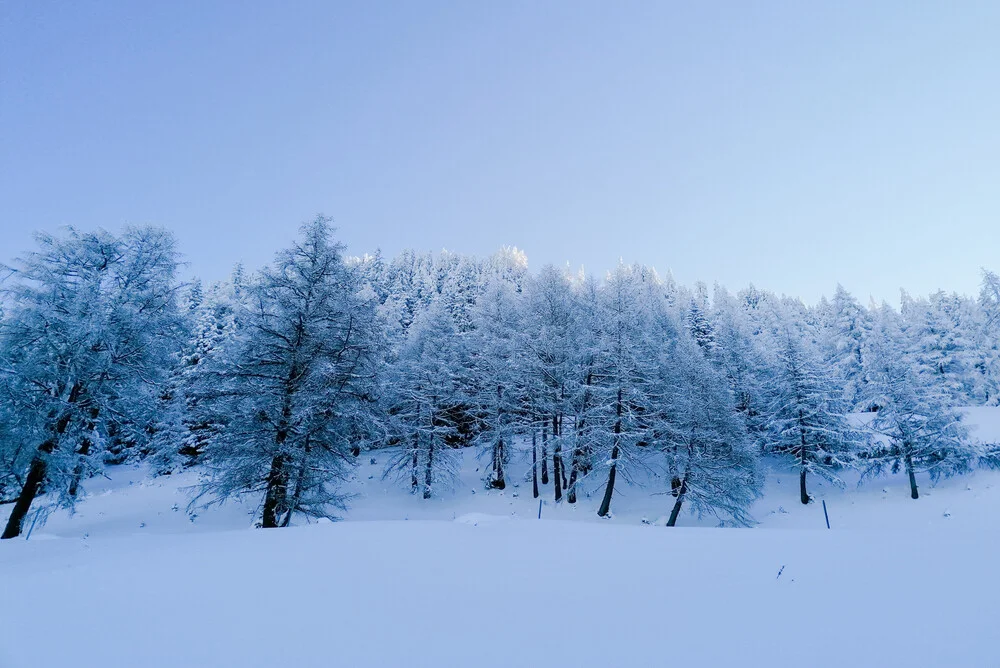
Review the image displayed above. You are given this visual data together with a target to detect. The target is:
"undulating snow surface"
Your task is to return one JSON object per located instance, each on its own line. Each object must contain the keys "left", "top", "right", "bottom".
{"left": 2, "top": 407, "right": 1000, "bottom": 667}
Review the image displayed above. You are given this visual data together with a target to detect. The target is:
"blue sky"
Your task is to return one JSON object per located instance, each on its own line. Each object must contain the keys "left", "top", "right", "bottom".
{"left": 2, "top": 1, "right": 998, "bottom": 303}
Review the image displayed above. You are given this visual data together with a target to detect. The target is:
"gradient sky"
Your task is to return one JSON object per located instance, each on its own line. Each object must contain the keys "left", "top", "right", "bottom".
{"left": 2, "top": 1, "right": 999, "bottom": 304}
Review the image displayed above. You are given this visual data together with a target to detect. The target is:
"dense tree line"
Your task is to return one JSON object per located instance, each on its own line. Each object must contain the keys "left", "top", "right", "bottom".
{"left": 1, "top": 218, "right": 998, "bottom": 536}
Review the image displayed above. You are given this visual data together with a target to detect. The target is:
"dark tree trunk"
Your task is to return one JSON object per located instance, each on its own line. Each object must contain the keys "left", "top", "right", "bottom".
{"left": 552, "top": 452, "right": 562, "bottom": 501}
{"left": 2, "top": 455, "right": 48, "bottom": 539}
{"left": 410, "top": 435, "right": 419, "bottom": 492}
{"left": 68, "top": 437, "right": 93, "bottom": 499}
{"left": 489, "top": 385, "right": 506, "bottom": 490}
{"left": 263, "top": 383, "right": 296, "bottom": 528}
{"left": 556, "top": 416, "right": 568, "bottom": 490}
{"left": 532, "top": 432, "right": 539, "bottom": 499}
{"left": 568, "top": 417, "right": 582, "bottom": 504}
{"left": 281, "top": 453, "right": 308, "bottom": 528}
{"left": 540, "top": 423, "right": 549, "bottom": 485}
{"left": 666, "top": 478, "right": 687, "bottom": 527}
{"left": 597, "top": 445, "right": 619, "bottom": 517}
{"left": 578, "top": 371, "right": 594, "bottom": 472}
{"left": 904, "top": 451, "right": 918, "bottom": 500}
{"left": 423, "top": 440, "right": 434, "bottom": 499}
{"left": 261, "top": 454, "right": 289, "bottom": 528}
{"left": 552, "top": 416, "right": 562, "bottom": 502}
{"left": 670, "top": 477, "right": 682, "bottom": 497}
{"left": 798, "top": 416, "right": 811, "bottom": 505}
{"left": 3, "top": 417, "right": 67, "bottom": 540}
{"left": 597, "top": 389, "right": 623, "bottom": 518}
{"left": 490, "top": 438, "right": 506, "bottom": 490}
{"left": 569, "top": 374, "right": 592, "bottom": 505}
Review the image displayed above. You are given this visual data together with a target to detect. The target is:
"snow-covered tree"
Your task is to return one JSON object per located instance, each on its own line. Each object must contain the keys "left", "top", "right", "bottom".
{"left": 192, "top": 217, "right": 384, "bottom": 527}
{"left": 565, "top": 271, "right": 603, "bottom": 503}
{"left": 520, "top": 265, "right": 581, "bottom": 502}
{"left": 659, "top": 334, "right": 761, "bottom": 526}
{"left": 381, "top": 249, "right": 436, "bottom": 335}
{"left": 469, "top": 279, "right": 525, "bottom": 489}
{"left": 153, "top": 275, "right": 243, "bottom": 471}
{"left": 685, "top": 281, "right": 717, "bottom": 353}
{"left": 483, "top": 246, "right": 529, "bottom": 292}
{"left": 975, "top": 269, "right": 1000, "bottom": 405}
{"left": 764, "top": 321, "right": 865, "bottom": 504}
{"left": 383, "top": 300, "right": 471, "bottom": 498}
{"left": 709, "top": 285, "right": 770, "bottom": 446}
{"left": 901, "top": 290, "right": 981, "bottom": 404}
{"left": 821, "top": 284, "right": 870, "bottom": 409}
{"left": 440, "top": 254, "right": 484, "bottom": 333}
{"left": 860, "top": 304, "right": 978, "bottom": 499}
{"left": 591, "top": 264, "right": 663, "bottom": 517}
{"left": 0, "top": 226, "right": 182, "bottom": 539}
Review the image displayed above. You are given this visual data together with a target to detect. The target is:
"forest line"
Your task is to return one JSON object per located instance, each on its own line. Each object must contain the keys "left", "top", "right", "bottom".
{"left": 2, "top": 216, "right": 999, "bottom": 538}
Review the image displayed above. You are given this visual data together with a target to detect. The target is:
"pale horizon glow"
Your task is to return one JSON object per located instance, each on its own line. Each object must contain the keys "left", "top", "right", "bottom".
{"left": 2, "top": 1, "right": 999, "bottom": 305}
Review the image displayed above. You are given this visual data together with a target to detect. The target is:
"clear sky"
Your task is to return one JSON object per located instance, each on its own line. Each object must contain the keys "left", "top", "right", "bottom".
{"left": 2, "top": 1, "right": 998, "bottom": 304}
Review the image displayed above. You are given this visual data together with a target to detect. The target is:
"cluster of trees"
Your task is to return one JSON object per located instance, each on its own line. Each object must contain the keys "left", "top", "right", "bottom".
{"left": 2, "top": 217, "right": 999, "bottom": 537}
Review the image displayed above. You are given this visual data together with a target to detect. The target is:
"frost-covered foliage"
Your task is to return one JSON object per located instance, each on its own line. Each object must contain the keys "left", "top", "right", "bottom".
{"left": 469, "top": 278, "right": 525, "bottom": 490}
{"left": 382, "top": 301, "right": 471, "bottom": 498}
{"left": 819, "top": 284, "right": 871, "bottom": 409}
{"left": 900, "top": 290, "right": 983, "bottom": 404}
{"left": 0, "top": 396, "right": 34, "bottom": 504}
{"left": 520, "top": 265, "right": 585, "bottom": 503}
{"left": 660, "top": 335, "right": 762, "bottom": 526}
{"left": 859, "top": 304, "right": 979, "bottom": 499}
{"left": 762, "top": 315, "right": 867, "bottom": 504}
{"left": 190, "top": 218, "right": 385, "bottom": 526}
{"left": 0, "top": 226, "right": 182, "bottom": 538}
{"left": 153, "top": 275, "right": 243, "bottom": 471}
{"left": 358, "top": 253, "right": 1000, "bottom": 518}
{"left": 590, "top": 265, "right": 667, "bottom": 516}
{"left": 709, "top": 285, "right": 770, "bottom": 444}
{"left": 3, "top": 222, "right": 999, "bottom": 529}
{"left": 977, "top": 270, "right": 1000, "bottom": 405}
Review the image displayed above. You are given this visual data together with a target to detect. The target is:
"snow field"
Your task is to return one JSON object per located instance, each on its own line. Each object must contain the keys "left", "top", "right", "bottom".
{"left": 2, "top": 407, "right": 999, "bottom": 667}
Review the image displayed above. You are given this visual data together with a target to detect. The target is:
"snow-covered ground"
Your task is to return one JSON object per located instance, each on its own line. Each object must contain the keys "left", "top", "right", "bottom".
{"left": 2, "top": 408, "right": 1000, "bottom": 667}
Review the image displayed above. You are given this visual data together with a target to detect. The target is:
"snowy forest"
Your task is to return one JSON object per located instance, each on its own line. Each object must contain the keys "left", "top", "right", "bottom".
{"left": 2, "top": 216, "right": 1000, "bottom": 539}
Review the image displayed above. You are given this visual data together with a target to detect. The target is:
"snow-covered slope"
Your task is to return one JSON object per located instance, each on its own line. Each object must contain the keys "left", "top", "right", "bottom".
{"left": 10, "top": 406, "right": 1000, "bottom": 538}
{"left": 9, "top": 447, "right": 1000, "bottom": 539}
{"left": 2, "top": 407, "right": 999, "bottom": 667}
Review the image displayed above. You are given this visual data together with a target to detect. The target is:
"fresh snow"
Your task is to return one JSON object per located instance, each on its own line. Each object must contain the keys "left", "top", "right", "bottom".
{"left": 1, "top": 407, "right": 999, "bottom": 667}
{"left": 2, "top": 520, "right": 998, "bottom": 667}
